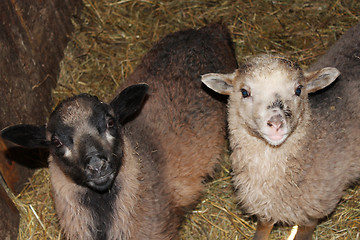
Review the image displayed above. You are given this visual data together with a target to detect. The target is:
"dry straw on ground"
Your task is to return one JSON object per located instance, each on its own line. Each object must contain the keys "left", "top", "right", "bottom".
{"left": 8, "top": 0, "right": 360, "bottom": 239}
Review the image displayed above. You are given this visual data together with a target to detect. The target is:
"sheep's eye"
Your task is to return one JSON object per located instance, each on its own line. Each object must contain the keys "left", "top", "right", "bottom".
{"left": 51, "top": 135, "right": 63, "bottom": 148}
{"left": 295, "top": 85, "right": 303, "bottom": 96}
{"left": 240, "top": 88, "right": 250, "bottom": 98}
{"left": 107, "top": 118, "right": 115, "bottom": 129}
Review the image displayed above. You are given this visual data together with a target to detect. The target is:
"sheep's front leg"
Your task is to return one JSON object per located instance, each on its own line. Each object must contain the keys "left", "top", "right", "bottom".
{"left": 294, "top": 219, "right": 317, "bottom": 240}
{"left": 253, "top": 219, "right": 273, "bottom": 240}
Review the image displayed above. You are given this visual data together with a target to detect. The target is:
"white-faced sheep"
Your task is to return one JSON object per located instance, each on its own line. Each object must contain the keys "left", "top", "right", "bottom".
{"left": 1, "top": 24, "right": 238, "bottom": 240}
{"left": 201, "top": 22, "right": 360, "bottom": 239}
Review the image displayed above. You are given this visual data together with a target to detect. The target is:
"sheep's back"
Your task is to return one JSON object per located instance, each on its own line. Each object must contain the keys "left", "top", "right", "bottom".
{"left": 307, "top": 22, "right": 360, "bottom": 184}
{"left": 118, "top": 24, "right": 238, "bottom": 237}
{"left": 297, "top": 22, "right": 360, "bottom": 218}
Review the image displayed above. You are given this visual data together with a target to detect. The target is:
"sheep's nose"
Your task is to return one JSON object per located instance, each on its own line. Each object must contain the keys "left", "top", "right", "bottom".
{"left": 267, "top": 114, "right": 284, "bottom": 130}
{"left": 86, "top": 154, "right": 109, "bottom": 174}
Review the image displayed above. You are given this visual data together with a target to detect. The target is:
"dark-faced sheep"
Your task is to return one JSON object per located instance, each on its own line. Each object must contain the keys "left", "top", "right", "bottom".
{"left": 1, "top": 24, "right": 238, "bottom": 240}
{"left": 201, "top": 22, "right": 360, "bottom": 240}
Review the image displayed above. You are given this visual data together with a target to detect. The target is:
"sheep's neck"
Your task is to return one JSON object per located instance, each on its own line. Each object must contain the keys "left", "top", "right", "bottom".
{"left": 228, "top": 105, "right": 313, "bottom": 224}
{"left": 108, "top": 136, "right": 141, "bottom": 238}
{"left": 49, "top": 136, "right": 140, "bottom": 240}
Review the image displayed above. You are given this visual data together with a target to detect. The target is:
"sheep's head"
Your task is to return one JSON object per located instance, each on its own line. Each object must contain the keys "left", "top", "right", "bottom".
{"left": 46, "top": 94, "right": 124, "bottom": 192}
{"left": 202, "top": 55, "right": 340, "bottom": 146}
{"left": 1, "top": 84, "right": 148, "bottom": 192}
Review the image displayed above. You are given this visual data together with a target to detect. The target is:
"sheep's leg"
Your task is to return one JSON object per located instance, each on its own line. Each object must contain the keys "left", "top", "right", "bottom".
{"left": 253, "top": 219, "right": 273, "bottom": 240}
{"left": 294, "top": 220, "right": 317, "bottom": 240}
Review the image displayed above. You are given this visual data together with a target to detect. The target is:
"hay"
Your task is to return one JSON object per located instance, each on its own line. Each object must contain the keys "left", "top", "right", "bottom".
{"left": 11, "top": 0, "right": 360, "bottom": 239}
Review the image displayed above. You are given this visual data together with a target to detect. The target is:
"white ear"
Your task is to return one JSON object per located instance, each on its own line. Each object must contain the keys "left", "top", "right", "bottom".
{"left": 201, "top": 71, "right": 238, "bottom": 95}
{"left": 304, "top": 67, "right": 340, "bottom": 93}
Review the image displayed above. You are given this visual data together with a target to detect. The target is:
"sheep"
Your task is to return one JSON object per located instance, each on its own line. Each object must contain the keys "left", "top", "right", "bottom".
{"left": 1, "top": 23, "right": 238, "bottom": 240}
{"left": 201, "top": 22, "right": 360, "bottom": 240}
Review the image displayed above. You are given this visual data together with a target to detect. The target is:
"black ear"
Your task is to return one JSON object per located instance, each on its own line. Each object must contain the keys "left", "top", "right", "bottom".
{"left": 110, "top": 84, "right": 149, "bottom": 124}
{"left": 1, "top": 124, "right": 48, "bottom": 149}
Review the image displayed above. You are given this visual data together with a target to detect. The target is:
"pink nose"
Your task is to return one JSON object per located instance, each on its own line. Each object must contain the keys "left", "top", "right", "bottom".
{"left": 267, "top": 114, "right": 283, "bottom": 130}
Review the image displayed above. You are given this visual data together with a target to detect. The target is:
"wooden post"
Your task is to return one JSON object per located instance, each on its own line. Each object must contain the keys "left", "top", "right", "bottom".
{"left": 0, "top": 0, "right": 82, "bottom": 238}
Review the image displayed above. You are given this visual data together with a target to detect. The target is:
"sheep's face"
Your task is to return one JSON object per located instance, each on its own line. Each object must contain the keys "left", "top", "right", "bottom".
{"left": 47, "top": 94, "right": 123, "bottom": 192}
{"left": 201, "top": 55, "right": 340, "bottom": 146}
{"left": 231, "top": 59, "right": 306, "bottom": 146}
